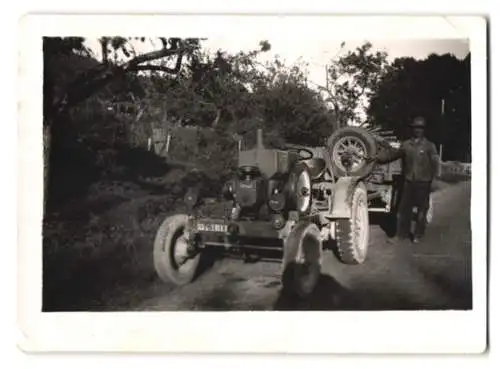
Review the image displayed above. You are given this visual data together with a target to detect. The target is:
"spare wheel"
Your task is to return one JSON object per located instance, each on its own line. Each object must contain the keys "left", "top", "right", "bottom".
{"left": 326, "top": 126, "right": 377, "bottom": 178}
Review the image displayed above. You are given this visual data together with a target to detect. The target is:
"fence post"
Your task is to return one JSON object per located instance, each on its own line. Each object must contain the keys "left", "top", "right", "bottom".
{"left": 438, "top": 144, "right": 443, "bottom": 177}
{"left": 165, "top": 133, "right": 172, "bottom": 155}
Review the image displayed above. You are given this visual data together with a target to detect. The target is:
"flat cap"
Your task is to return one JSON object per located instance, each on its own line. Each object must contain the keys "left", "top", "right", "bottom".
{"left": 410, "top": 117, "right": 426, "bottom": 127}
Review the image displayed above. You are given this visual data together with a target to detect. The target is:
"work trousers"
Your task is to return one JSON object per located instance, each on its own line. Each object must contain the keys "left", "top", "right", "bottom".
{"left": 397, "top": 180, "right": 432, "bottom": 239}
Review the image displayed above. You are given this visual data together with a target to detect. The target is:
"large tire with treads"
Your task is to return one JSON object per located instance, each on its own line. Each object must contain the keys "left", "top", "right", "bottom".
{"left": 334, "top": 182, "right": 370, "bottom": 264}
{"left": 326, "top": 127, "right": 377, "bottom": 178}
{"left": 153, "top": 214, "right": 201, "bottom": 286}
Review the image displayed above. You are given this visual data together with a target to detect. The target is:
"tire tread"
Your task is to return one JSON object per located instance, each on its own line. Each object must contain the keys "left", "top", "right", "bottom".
{"left": 334, "top": 185, "right": 368, "bottom": 265}
{"left": 153, "top": 214, "right": 200, "bottom": 286}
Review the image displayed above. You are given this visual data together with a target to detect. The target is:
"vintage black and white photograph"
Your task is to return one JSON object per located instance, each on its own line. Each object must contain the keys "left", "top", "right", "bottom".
{"left": 41, "top": 34, "right": 474, "bottom": 311}
{"left": 19, "top": 14, "right": 487, "bottom": 353}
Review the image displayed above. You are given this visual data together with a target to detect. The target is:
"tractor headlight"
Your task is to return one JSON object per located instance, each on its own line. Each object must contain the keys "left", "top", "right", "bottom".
{"left": 184, "top": 187, "right": 200, "bottom": 210}
{"left": 222, "top": 179, "right": 236, "bottom": 200}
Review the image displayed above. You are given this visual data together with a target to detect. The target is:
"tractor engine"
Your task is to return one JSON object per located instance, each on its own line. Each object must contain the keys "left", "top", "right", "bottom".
{"left": 223, "top": 165, "right": 311, "bottom": 226}
{"left": 222, "top": 133, "right": 314, "bottom": 227}
{"left": 233, "top": 165, "right": 266, "bottom": 214}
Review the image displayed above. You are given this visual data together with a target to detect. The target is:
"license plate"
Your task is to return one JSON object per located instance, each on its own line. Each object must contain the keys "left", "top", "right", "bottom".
{"left": 196, "top": 222, "right": 228, "bottom": 233}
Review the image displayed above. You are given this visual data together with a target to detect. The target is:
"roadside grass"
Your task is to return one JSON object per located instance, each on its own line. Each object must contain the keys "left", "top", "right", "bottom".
{"left": 43, "top": 127, "right": 236, "bottom": 310}
{"left": 43, "top": 174, "right": 189, "bottom": 310}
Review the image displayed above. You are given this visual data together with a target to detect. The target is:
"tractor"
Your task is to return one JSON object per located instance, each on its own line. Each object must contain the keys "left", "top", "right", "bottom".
{"left": 153, "top": 126, "right": 410, "bottom": 297}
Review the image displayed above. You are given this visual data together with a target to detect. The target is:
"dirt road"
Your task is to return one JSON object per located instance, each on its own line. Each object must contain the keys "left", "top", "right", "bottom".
{"left": 134, "top": 180, "right": 472, "bottom": 311}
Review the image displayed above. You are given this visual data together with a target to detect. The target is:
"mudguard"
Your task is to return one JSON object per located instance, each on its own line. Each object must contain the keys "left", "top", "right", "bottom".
{"left": 329, "top": 176, "right": 366, "bottom": 219}
{"left": 281, "top": 221, "right": 322, "bottom": 273}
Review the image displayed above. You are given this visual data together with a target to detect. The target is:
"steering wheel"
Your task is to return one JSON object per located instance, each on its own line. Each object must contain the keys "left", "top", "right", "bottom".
{"left": 287, "top": 146, "right": 314, "bottom": 160}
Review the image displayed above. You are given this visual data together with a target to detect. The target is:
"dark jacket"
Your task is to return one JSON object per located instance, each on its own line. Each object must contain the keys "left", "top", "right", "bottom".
{"left": 376, "top": 138, "right": 440, "bottom": 182}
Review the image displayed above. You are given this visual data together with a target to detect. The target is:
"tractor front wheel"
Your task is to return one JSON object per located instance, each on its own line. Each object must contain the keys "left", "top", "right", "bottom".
{"left": 281, "top": 222, "right": 322, "bottom": 298}
{"left": 153, "top": 214, "right": 201, "bottom": 286}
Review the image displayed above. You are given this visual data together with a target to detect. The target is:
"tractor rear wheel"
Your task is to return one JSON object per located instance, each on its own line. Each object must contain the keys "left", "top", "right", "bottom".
{"left": 335, "top": 183, "right": 370, "bottom": 264}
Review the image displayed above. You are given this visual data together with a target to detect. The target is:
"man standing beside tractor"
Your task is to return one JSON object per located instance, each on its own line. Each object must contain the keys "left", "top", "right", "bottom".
{"left": 370, "top": 117, "right": 441, "bottom": 244}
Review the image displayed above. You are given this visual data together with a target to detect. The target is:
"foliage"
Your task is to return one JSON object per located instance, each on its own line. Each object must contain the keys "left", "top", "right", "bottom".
{"left": 256, "top": 63, "right": 335, "bottom": 146}
{"left": 117, "top": 42, "right": 335, "bottom": 147}
{"left": 43, "top": 37, "right": 338, "bottom": 208}
{"left": 368, "top": 53, "right": 471, "bottom": 161}
{"left": 45, "top": 37, "right": 202, "bottom": 121}
{"left": 323, "top": 42, "right": 392, "bottom": 127}
{"left": 43, "top": 37, "right": 472, "bottom": 210}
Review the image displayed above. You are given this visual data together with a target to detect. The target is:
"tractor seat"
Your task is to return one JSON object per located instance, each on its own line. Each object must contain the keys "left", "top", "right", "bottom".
{"left": 302, "top": 158, "right": 327, "bottom": 180}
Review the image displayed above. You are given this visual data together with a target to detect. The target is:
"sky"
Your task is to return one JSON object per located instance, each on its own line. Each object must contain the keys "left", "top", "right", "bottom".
{"left": 84, "top": 37, "right": 469, "bottom": 89}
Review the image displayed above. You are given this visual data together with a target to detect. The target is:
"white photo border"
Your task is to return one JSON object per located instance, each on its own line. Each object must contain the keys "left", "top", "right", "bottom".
{"left": 18, "top": 14, "right": 487, "bottom": 354}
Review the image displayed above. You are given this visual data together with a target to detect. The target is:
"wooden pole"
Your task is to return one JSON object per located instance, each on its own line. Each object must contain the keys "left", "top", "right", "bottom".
{"left": 438, "top": 98, "right": 445, "bottom": 177}
{"left": 165, "top": 133, "right": 172, "bottom": 155}
{"left": 325, "top": 65, "right": 329, "bottom": 91}
{"left": 440, "top": 98, "right": 445, "bottom": 160}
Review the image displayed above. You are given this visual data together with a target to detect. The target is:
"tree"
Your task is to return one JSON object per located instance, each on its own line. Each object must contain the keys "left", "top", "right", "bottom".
{"left": 321, "top": 42, "right": 392, "bottom": 127}
{"left": 368, "top": 53, "right": 471, "bottom": 161}
{"left": 132, "top": 41, "right": 275, "bottom": 131}
{"left": 47, "top": 37, "right": 201, "bottom": 120}
{"left": 43, "top": 37, "right": 343, "bottom": 209}
{"left": 252, "top": 59, "right": 335, "bottom": 146}
{"left": 43, "top": 37, "right": 201, "bottom": 209}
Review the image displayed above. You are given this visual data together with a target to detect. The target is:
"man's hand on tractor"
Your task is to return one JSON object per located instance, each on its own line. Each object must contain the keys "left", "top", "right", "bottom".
{"left": 364, "top": 155, "right": 377, "bottom": 163}
{"left": 341, "top": 150, "right": 377, "bottom": 165}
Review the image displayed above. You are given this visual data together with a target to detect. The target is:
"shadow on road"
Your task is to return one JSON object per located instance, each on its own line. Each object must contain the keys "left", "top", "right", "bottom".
{"left": 369, "top": 212, "right": 397, "bottom": 238}
{"left": 273, "top": 272, "right": 466, "bottom": 311}
{"left": 413, "top": 260, "right": 473, "bottom": 310}
{"left": 194, "top": 249, "right": 224, "bottom": 280}
{"left": 274, "top": 274, "right": 348, "bottom": 310}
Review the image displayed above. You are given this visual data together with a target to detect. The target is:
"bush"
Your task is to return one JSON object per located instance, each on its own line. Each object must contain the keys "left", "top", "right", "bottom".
{"left": 169, "top": 127, "right": 238, "bottom": 178}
